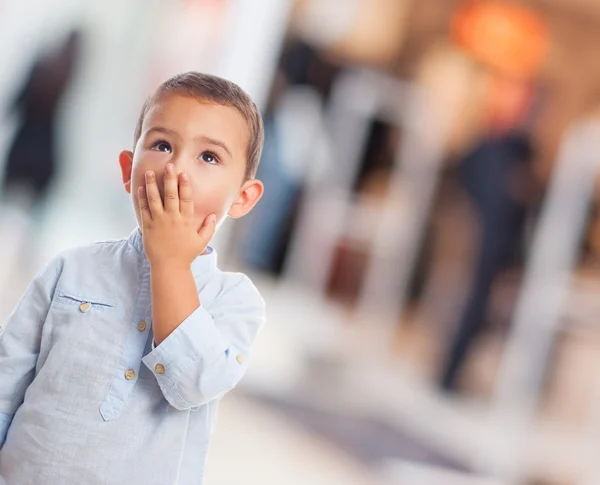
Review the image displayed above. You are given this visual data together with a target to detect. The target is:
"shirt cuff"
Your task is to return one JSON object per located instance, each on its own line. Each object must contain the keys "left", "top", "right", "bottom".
{"left": 146, "top": 305, "right": 227, "bottom": 365}
{"left": 0, "top": 412, "right": 13, "bottom": 448}
{"left": 142, "top": 305, "right": 229, "bottom": 407}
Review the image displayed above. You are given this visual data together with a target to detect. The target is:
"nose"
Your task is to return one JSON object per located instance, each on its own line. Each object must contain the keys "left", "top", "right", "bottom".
{"left": 168, "top": 152, "right": 193, "bottom": 177}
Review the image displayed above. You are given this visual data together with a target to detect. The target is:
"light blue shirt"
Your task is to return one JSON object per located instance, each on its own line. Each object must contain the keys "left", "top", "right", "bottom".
{"left": 0, "top": 229, "right": 265, "bottom": 485}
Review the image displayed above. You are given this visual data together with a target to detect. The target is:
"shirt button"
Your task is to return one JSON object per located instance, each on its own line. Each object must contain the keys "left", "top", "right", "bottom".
{"left": 155, "top": 364, "right": 165, "bottom": 374}
{"left": 79, "top": 302, "right": 91, "bottom": 313}
{"left": 236, "top": 354, "right": 245, "bottom": 365}
{"left": 137, "top": 321, "right": 147, "bottom": 332}
{"left": 124, "top": 369, "right": 136, "bottom": 380}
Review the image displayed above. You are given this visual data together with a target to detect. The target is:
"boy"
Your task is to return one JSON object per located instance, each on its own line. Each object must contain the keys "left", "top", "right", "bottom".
{"left": 0, "top": 72, "right": 265, "bottom": 485}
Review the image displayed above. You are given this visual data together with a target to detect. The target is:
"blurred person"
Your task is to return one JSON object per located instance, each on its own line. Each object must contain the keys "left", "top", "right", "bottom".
{"left": 0, "top": 72, "right": 265, "bottom": 485}
{"left": 439, "top": 74, "right": 537, "bottom": 393}
{"left": 240, "top": 38, "right": 338, "bottom": 273}
{"left": 0, "top": 29, "right": 82, "bottom": 288}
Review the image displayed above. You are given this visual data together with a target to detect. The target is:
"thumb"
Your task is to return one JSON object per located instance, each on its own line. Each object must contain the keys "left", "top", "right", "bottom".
{"left": 197, "top": 213, "right": 217, "bottom": 245}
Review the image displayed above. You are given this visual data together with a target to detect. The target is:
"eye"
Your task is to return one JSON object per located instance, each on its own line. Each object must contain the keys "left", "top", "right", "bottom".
{"left": 151, "top": 141, "right": 172, "bottom": 153}
{"left": 200, "top": 151, "right": 219, "bottom": 165}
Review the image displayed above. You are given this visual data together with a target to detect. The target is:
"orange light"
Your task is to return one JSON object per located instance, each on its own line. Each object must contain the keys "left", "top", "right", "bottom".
{"left": 452, "top": 0, "right": 549, "bottom": 79}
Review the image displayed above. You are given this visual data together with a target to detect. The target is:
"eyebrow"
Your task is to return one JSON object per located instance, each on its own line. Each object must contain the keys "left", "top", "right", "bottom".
{"left": 144, "top": 127, "right": 232, "bottom": 158}
{"left": 195, "top": 135, "right": 232, "bottom": 159}
{"left": 144, "top": 126, "right": 179, "bottom": 139}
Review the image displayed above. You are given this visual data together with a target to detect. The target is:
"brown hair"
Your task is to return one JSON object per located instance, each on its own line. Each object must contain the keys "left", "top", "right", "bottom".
{"left": 133, "top": 72, "right": 264, "bottom": 180}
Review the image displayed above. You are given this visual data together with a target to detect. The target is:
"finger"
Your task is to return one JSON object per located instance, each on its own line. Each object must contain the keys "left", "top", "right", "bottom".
{"left": 138, "top": 186, "right": 151, "bottom": 226}
{"left": 179, "top": 172, "right": 194, "bottom": 219}
{"left": 197, "top": 213, "right": 217, "bottom": 247}
{"left": 163, "top": 163, "right": 179, "bottom": 213}
{"left": 145, "top": 171, "right": 163, "bottom": 216}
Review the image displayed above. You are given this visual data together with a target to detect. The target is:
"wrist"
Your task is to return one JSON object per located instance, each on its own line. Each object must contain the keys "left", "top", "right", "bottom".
{"left": 149, "top": 260, "right": 192, "bottom": 274}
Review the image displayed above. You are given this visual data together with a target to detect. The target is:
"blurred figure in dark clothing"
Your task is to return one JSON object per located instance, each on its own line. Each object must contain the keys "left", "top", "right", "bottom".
{"left": 439, "top": 75, "right": 537, "bottom": 393}
{"left": 240, "top": 38, "right": 339, "bottom": 274}
{"left": 0, "top": 29, "right": 82, "bottom": 291}
{"left": 2, "top": 29, "right": 82, "bottom": 205}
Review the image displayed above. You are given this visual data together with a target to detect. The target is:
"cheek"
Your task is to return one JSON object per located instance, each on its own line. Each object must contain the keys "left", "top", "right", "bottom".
{"left": 130, "top": 170, "right": 144, "bottom": 194}
{"left": 131, "top": 154, "right": 167, "bottom": 192}
{"left": 131, "top": 160, "right": 149, "bottom": 190}
{"left": 189, "top": 186, "right": 236, "bottom": 227}
{"left": 134, "top": 151, "right": 165, "bottom": 173}
{"left": 190, "top": 176, "right": 232, "bottom": 207}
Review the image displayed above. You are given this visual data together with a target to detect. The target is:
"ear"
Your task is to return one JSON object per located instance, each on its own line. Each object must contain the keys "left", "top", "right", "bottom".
{"left": 227, "top": 179, "right": 264, "bottom": 219}
{"left": 119, "top": 150, "right": 134, "bottom": 194}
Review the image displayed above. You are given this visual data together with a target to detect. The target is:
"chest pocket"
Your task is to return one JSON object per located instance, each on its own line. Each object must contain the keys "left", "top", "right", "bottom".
{"left": 47, "top": 289, "right": 120, "bottom": 346}
{"left": 53, "top": 290, "right": 116, "bottom": 313}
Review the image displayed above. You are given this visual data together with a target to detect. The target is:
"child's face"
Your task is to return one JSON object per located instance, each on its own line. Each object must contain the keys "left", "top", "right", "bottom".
{"left": 119, "top": 93, "right": 263, "bottom": 233}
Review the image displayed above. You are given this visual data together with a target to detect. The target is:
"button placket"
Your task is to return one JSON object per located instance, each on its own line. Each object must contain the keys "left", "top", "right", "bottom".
{"left": 99, "top": 260, "right": 152, "bottom": 421}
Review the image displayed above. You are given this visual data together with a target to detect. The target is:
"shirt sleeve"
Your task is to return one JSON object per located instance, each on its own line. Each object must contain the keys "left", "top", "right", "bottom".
{"left": 142, "top": 274, "right": 265, "bottom": 410}
{"left": 0, "top": 257, "right": 61, "bottom": 447}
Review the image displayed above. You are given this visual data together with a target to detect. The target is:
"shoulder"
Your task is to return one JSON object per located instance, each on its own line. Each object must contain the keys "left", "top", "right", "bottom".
{"left": 50, "top": 235, "right": 139, "bottom": 270}
{"left": 25, "top": 238, "right": 132, "bottom": 294}
{"left": 47, "top": 236, "right": 139, "bottom": 285}
{"left": 58, "top": 237, "right": 130, "bottom": 260}
{"left": 36, "top": 236, "right": 143, "bottom": 309}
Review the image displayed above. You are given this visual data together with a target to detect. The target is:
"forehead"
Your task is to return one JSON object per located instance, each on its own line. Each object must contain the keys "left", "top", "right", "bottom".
{"left": 143, "top": 93, "right": 250, "bottom": 154}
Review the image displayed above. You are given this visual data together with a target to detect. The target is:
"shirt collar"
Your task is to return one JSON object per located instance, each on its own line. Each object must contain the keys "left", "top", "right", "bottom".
{"left": 127, "top": 227, "right": 217, "bottom": 278}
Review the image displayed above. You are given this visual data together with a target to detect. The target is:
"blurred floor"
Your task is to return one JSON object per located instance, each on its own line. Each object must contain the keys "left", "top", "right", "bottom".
{"left": 206, "top": 393, "right": 505, "bottom": 485}
{"left": 205, "top": 393, "right": 379, "bottom": 485}
{"left": 242, "top": 272, "right": 594, "bottom": 484}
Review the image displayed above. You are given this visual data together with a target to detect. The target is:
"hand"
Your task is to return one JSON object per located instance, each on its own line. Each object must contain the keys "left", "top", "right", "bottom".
{"left": 138, "top": 164, "right": 216, "bottom": 270}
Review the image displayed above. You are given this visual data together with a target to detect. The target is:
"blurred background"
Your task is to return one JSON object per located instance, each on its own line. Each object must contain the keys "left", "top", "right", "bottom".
{"left": 1, "top": 0, "right": 600, "bottom": 484}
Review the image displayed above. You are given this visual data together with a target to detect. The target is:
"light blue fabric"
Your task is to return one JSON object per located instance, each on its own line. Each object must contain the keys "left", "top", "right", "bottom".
{"left": 0, "top": 228, "right": 265, "bottom": 484}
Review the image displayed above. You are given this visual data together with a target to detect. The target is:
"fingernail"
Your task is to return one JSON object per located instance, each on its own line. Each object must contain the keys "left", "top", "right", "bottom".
{"left": 210, "top": 215, "right": 217, "bottom": 225}
{"left": 145, "top": 171, "right": 153, "bottom": 180}
{"left": 166, "top": 164, "right": 173, "bottom": 174}
{"left": 181, "top": 172, "right": 188, "bottom": 181}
